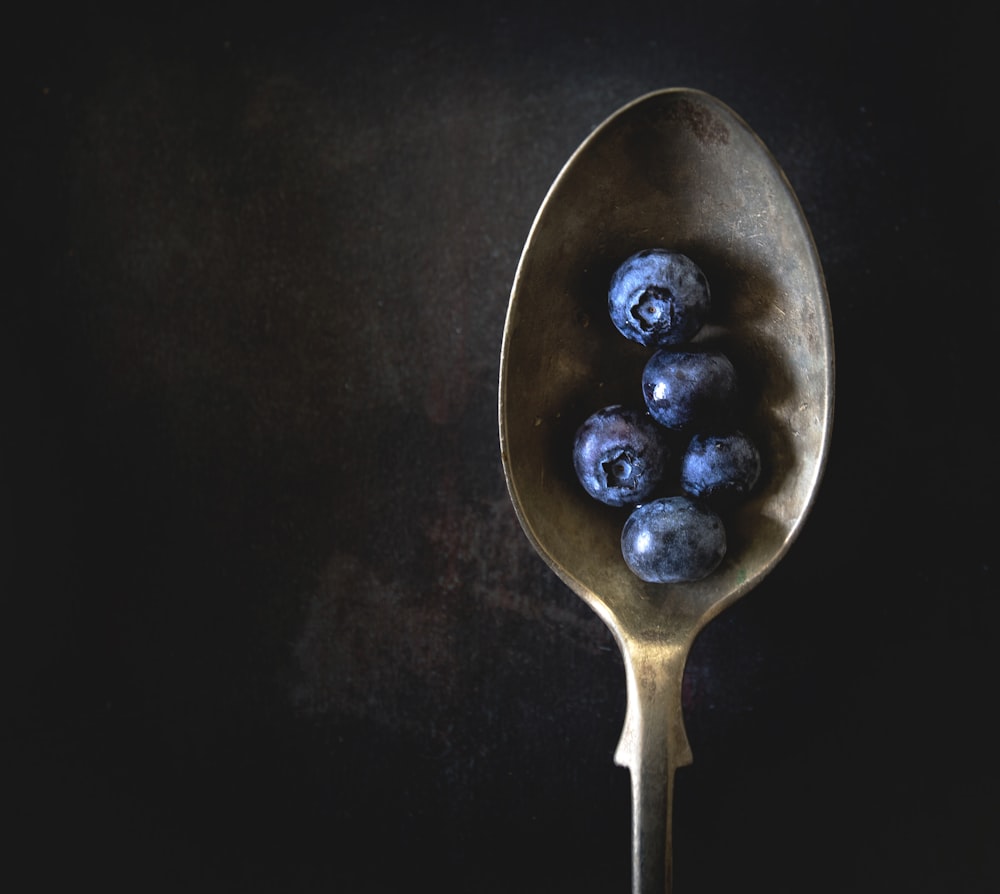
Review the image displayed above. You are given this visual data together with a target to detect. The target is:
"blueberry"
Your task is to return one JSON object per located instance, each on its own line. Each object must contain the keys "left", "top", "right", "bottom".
{"left": 679, "top": 430, "right": 761, "bottom": 504}
{"left": 621, "top": 496, "right": 727, "bottom": 583}
{"left": 573, "top": 405, "right": 670, "bottom": 507}
{"left": 642, "top": 347, "right": 739, "bottom": 431}
{"left": 608, "top": 248, "right": 711, "bottom": 347}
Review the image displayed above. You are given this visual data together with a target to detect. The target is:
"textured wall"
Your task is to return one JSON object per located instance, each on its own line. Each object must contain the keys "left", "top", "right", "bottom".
{"left": 7, "top": 4, "right": 996, "bottom": 892}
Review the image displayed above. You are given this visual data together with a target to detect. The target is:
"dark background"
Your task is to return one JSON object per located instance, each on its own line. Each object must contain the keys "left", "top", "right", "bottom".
{"left": 5, "top": 3, "right": 997, "bottom": 892}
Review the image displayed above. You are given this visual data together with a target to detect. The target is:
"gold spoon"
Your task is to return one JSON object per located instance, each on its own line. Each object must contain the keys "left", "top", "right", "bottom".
{"left": 498, "top": 87, "right": 834, "bottom": 893}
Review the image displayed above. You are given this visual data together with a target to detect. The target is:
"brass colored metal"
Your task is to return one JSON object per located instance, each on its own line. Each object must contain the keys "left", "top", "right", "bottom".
{"left": 498, "top": 88, "right": 834, "bottom": 893}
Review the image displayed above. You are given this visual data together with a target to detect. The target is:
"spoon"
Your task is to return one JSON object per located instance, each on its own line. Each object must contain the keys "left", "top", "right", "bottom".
{"left": 498, "top": 88, "right": 834, "bottom": 892}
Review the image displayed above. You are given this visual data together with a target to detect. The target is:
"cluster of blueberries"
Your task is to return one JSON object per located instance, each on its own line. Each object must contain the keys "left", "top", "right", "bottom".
{"left": 571, "top": 248, "right": 761, "bottom": 584}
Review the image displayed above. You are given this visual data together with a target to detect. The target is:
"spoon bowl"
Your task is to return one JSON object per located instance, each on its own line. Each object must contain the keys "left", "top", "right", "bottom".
{"left": 499, "top": 88, "right": 834, "bottom": 892}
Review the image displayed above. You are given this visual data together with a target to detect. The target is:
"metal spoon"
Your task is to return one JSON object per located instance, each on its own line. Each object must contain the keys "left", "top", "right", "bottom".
{"left": 498, "top": 88, "right": 834, "bottom": 893}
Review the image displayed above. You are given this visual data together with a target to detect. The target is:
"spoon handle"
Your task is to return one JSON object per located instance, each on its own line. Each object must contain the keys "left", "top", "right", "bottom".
{"left": 614, "top": 640, "right": 693, "bottom": 894}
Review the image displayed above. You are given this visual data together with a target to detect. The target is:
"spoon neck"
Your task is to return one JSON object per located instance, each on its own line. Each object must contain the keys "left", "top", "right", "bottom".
{"left": 614, "top": 639, "right": 691, "bottom": 894}
{"left": 614, "top": 639, "right": 691, "bottom": 772}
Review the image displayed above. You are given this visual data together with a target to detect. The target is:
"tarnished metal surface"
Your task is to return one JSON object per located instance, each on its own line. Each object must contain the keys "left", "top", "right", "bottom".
{"left": 500, "top": 88, "right": 834, "bottom": 892}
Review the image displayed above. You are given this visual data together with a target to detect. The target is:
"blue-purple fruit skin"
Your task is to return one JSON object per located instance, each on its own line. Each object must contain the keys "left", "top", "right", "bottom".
{"left": 621, "top": 496, "right": 727, "bottom": 583}
{"left": 572, "top": 405, "right": 669, "bottom": 507}
{"left": 680, "top": 430, "right": 761, "bottom": 504}
{"left": 642, "top": 348, "right": 739, "bottom": 431}
{"left": 608, "top": 249, "right": 711, "bottom": 347}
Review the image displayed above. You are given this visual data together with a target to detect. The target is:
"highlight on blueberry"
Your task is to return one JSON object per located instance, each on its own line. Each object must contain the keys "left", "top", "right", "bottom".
{"left": 608, "top": 248, "right": 711, "bottom": 348}
{"left": 572, "top": 405, "right": 670, "bottom": 507}
{"left": 621, "top": 496, "right": 727, "bottom": 583}
{"left": 642, "top": 347, "right": 739, "bottom": 431}
{"left": 679, "top": 430, "right": 761, "bottom": 504}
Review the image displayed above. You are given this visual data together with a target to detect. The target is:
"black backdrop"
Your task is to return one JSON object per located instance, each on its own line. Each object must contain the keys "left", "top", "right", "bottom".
{"left": 6, "top": 3, "right": 997, "bottom": 892}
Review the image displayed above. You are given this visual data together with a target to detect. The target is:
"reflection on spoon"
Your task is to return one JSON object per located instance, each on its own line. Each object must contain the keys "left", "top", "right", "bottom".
{"left": 499, "top": 88, "right": 834, "bottom": 893}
